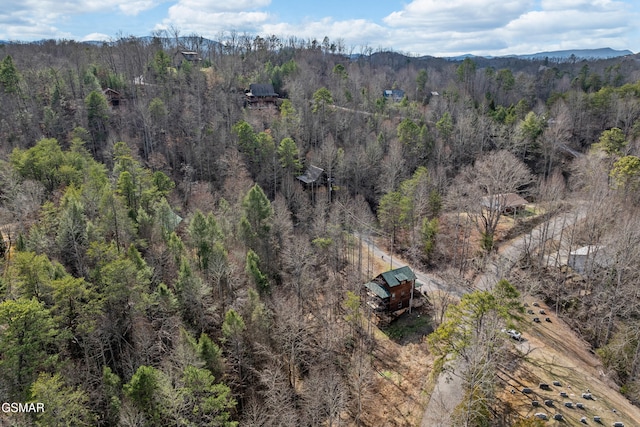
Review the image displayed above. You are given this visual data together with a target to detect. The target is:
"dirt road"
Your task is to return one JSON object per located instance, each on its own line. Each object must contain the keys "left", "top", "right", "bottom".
{"left": 363, "top": 201, "right": 640, "bottom": 426}
{"left": 475, "top": 204, "right": 588, "bottom": 290}
{"left": 358, "top": 235, "right": 467, "bottom": 426}
{"left": 359, "top": 234, "right": 466, "bottom": 298}
{"left": 419, "top": 203, "right": 592, "bottom": 426}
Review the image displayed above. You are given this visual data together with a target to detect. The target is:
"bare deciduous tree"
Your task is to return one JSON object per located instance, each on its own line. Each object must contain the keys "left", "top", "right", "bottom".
{"left": 379, "top": 139, "right": 406, "bottom": 194}
{"left": 303, "top": 365, "right": 347, "bottom": 427}
{"left": 451, "top": 150, "right": 533, "bottom": 251}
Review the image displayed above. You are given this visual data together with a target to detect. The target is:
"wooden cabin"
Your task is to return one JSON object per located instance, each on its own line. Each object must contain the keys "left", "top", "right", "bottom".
{"left": 297, "top": 165, "right": 325, "bottom": 186}
{"left": 174, "top": 51, "right": 202, "bottom": 68}
{"left": 383, "top": 89, "right": 405, "bottom": 102}
{"left": 244, "top": 83, "right": 279, "bottom": 108}
{"left": 179, "top": 51, "right": 201, "bottom": 62}
{"left": 103, "top": 88, "right": 124, "bottom": 108}
{"left": 363, "top": 266, "right": 417, "bottom": 314}
{"left": 480, "top": 192, "right": 528, "bottom": 215}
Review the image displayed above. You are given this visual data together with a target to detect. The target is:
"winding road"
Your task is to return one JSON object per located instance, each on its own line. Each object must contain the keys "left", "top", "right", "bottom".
{"left": 423, "top": 202, "right": 588, "bottom": 426}
{"left": 364, "top": 201, "right": 590, "bottom": 426}
{"left": 359, "top": 234, "right": 466, "bottom": 299}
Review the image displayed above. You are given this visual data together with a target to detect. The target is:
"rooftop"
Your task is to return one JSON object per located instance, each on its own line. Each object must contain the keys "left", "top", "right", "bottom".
{"left": 379, "top": 266, "right": 416, "bottom": 288}
{"left": 247, "top": 83, "right": 278, "bottom": 98}
{"left": 480, "top": 193, "right": 528, "bottom": 210}
{"left": 570, "top": 245, "right": 605, "bottom": 256}
{"left": 297, "top": 165, "right": 324, "bottom": 184}
{"left": 180, "top": 51, "right": 201, "bottom": 61}
{"left": 364, "top": 281, "right": 390, "bottom": 299}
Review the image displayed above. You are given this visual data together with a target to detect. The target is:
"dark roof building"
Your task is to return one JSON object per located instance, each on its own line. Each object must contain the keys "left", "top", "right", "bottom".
{"left": 173, "top": 51, "right": 202, "bottom": 69}
{"left": 379, "top": 266, "right": 416, "bottom": 287}
{"left": 245, "top": 83, "right": 279, "bottom": 108}
{"left": 363, "top": 266, "right": 417, "bottom": 315}
{"left": 180, "top": 51, "right": 201, "bottom": 62}
{"left": 103, "top": 88, "right": 124, "bottom": 108}
{"left": 480, "top": 193, "right": 528, "bottom": 214}
{"left": 248, "top": 83, "right": 278, "bottom": 98}
{"left": 383, "top": 89, "right": 405, "bottom": 102}
{"left": 297, "top": 165, "right": 325, "bottom": 184}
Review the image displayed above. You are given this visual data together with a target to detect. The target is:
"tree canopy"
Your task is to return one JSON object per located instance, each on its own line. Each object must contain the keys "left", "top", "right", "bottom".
{"left": 2, "top": 35, "right": 640, "bottom": 426}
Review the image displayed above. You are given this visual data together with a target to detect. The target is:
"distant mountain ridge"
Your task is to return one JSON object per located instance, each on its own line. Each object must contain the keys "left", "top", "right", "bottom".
{"left": 513, "top": 47, "right": 633, "bottom": 60}
{"left": 446, "top": 47, "right": 633, "bottom": 61}
{"left": 82, "top": 36, "right": 220, "bottom": 48}
{"left": 0, "top": 37, "right": 634, "bottom": 62}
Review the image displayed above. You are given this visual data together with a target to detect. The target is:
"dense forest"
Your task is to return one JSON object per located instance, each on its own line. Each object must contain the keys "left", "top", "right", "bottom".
{"left": 1, "top": 33, "right": 640, "bottom": 426}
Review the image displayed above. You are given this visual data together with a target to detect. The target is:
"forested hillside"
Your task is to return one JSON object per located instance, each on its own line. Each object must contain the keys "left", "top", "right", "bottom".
{"left": 1, "top": 35, "right": 640, "bottom": 426}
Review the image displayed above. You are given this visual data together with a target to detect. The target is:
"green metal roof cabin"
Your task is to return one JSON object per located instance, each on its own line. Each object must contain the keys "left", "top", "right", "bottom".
{"left": 362, "top": 266, "right": 417, "bottom": 315}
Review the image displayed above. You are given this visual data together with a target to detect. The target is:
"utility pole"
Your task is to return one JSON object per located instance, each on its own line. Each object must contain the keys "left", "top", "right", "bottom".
{"left": 409, "top": 280, "right": 414, "bottom": 314}
{"left": 390, "top": 226, "right": 394, "bottom": 270}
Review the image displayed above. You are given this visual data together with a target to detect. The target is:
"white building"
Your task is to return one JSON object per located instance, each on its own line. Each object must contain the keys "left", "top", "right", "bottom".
{"left": 568, "top": 245, "right": 609, "bottom": 275}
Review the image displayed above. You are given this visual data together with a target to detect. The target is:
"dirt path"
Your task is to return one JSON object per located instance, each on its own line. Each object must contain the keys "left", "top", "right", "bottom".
{"left": 358, "top": 234, "right": 467, "bottom": 426}
{"left": 359, "top": 234, "right": 466, "bottom": 298}
{"left": 474, "top": 204, "right": 588, "bottom": 290}
{"left": 364, "top": 201, "right": 640, "bottom": 426}
{"left": 420, "top": 373, "right": 464, "bottom": 427}
{"left": 418, "top": 203, "right": 591, "bottom": 426}
{"left": 504, "top": 297, "right": 640, "bottom": 426}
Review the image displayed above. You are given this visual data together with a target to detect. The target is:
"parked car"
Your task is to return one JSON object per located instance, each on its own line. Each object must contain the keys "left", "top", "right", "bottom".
{"left": 501, "top": 328, "right": 522, "bottom": 341}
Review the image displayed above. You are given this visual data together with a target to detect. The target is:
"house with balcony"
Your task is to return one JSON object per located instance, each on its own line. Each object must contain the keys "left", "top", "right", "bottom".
{"left": 363, "top": 266, "right": 417, "bottom": 315}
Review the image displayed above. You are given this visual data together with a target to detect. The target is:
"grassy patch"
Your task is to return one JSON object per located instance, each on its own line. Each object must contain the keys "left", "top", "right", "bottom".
{"left": 513, "top": 205, "right": 541, "bottom": 219}
{"left": 380, "top": 370, "right": 403, "bottom": 385}
{"left": 380, "top": 370, "right": 394, "bottom": 379}
{"left": 383, "top": 314, "right": 431, "bottom": 342}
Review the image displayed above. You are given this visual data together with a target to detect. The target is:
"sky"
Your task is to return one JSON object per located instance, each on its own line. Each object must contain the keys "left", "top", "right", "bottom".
{"left": 2, "top": 0, "right": 639, "bottom": 57}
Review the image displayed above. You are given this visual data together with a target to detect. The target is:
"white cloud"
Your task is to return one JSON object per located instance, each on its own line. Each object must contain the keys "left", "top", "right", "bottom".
{"left": 1, "top": 23, "right": 71, "bottom": 42}
{"left": 262, "top": 18, "right": 386, "bottom": 47}
{"left": 0, "top": 0, "right": 163, "bottom": 40}
{"left": 154, "top": 0, "right": 387, "bottom": 51}
{"left": 17, "top": 0, "right": 162, "bottom": 16}
{"left": 495, "top": 3, "right": 634, "bottom": 54}
{"left": 119, "top": 1, "right": 158, "bottom": 16}
{"left": 166, "top": 0, "right": 271, "bottom": 13}
{"left": 0, "top": 0, "right": 638, "bottom": 56}
{"left": 505, "top": 9, "right": 627, "bottom": 35}
{"left": 81, "top": 32, "right": 112, "bottom": 41}
{"left": 540, "top": 0, "right": 624, "bottom": 11}
{"left": 159, "top": 10, "right": 270, "bottom": 36}
{"left": 384, "top": 0, "right": 534, "bottom": 31}
{"left": 377, "top": 0, "right": 637, "bottom": 56}
{"left": 154, "top": 0, "right": 276, "bottom": 36}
